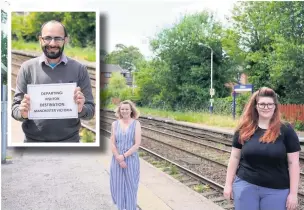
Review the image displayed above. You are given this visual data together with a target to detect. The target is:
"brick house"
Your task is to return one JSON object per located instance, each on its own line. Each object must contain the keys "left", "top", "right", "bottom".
{"left": 225, "top": 73, "right": 249, "bottom": 90}
{"left": 100, "top": 64, "right": 133, "bottom": 89}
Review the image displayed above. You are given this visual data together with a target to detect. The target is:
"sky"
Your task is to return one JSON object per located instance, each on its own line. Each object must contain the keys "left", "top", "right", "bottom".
{"left": 1, "top": 0, "right": 238, "bottom": 59}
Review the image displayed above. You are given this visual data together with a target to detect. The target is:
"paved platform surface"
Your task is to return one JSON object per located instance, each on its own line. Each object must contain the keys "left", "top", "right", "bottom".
{"left": 3, "top": 119, "right": 225, "bottom": 210}
{"left": 2, "top": 148, "right": 117, "bottom": 210}
{"left": 100, "top": 138, "right": 224, "bottom": 210}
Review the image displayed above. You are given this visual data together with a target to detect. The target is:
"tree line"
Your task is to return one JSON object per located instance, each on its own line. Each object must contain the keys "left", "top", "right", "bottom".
{"left": 11, "top": 12, "right": 96, "bottom": 48}
{"left": 104, "top": 1, "right": 304, "bottom": 115}
{"left": 2, "top": 11, "right": 96, "bottom": 85}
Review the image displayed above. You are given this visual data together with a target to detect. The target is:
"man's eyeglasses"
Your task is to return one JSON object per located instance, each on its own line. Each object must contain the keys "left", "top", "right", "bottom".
{"left": 257, "top": 103, "right": 276, "bottom": 109}
{"left": 41, "top": 36, "right": 65, "bottom": 44}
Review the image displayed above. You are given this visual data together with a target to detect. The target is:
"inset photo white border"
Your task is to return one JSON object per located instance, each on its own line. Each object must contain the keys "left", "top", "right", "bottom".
{"left": 7, "top": 8, "right": 100, "bottom": 147}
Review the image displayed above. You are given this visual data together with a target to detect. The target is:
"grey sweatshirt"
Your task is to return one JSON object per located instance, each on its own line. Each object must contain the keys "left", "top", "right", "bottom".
{"left": 11, "top": 54, "right": 95, "bottom": 142}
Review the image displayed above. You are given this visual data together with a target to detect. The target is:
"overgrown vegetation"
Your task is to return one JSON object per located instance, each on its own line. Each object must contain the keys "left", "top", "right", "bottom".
{"left": 12, "top": 41, "right": 95, "bottom": 62}
{"left": 101, "top": 2, "right": 304, "bottom": 129}
{"left": 9, "top": 12, "right": 96, "bottom": 62}
{"left": 11, "top": 12, "right": 96, "bottom": 48}
{"left": 3, "top": 4, "right": 304, "bottom": 131}
{"left": 80, "top": 128, "right": 95, "bottom": 143}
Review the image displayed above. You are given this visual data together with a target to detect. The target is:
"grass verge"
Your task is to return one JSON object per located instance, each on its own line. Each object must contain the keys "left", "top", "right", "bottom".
{"left": 105, "top": 104, "right": 239, "bottom": 129}
{"left": 12, "top": 40, "right": 96, "bottom": 62}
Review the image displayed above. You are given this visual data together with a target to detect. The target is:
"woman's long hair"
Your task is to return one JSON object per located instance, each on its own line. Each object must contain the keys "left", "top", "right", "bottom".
{"left": 114, "top": 100, "right": 140, "bottom": 119}
{"left": 236, "top": 87, "right": 282, "bottom": 144}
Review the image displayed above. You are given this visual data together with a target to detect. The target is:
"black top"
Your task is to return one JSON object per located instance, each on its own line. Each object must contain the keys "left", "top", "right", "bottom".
{"left": 233, "top": 123, "right": 301, "bottom": 189}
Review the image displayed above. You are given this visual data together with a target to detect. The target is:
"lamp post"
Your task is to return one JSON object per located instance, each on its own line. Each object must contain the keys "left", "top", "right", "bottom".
{"left": 199, "top": 43, "right": 214, "bottom": 113}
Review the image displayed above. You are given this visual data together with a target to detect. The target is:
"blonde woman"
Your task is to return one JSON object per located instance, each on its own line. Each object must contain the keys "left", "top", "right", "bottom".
{"left": 110, "top": 100, "right": 141, "bottom": 210}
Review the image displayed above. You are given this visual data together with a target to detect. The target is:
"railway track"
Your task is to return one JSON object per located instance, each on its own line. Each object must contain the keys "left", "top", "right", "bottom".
{"left": 101, "top": 116, "right": 304, "bottom": 178}
{"left": 99, "top": 125, "right": 234, "bottom": 210}
{"left": 100, "top": 111, "right": 304, "bottom": 209}
{"left": 99, "top": 122, "right": 304, "bottom": 210}
{"left": 100, "top": 110, "right": 304, "bottom": 159}
{"left": 100, "top": 120, "right": 229, "bottom": 167}
{"left": 100, "top": 111, "right": 304, "bottom": 162}
{"left": 101, "top": 114, "right": 232, "bottom": 152}
{"left": 10, "top": 51, "right": 304, "bottom": 209}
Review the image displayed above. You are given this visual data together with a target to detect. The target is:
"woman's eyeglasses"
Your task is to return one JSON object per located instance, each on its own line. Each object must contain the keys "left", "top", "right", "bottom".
{"left": 257, "top": 103, "right": 275, "bottom": 109}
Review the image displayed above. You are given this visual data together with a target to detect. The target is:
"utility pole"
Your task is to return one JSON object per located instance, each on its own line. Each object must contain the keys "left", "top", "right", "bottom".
{"left": 198, "top": 43, "right": 214, "bottom": 113}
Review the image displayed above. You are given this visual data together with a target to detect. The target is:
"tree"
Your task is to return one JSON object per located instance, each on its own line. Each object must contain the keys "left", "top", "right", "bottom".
{"left": 148, "top": 11, "right": 235, "bottom": 110}
{"left": 1, "top": 31, "right": 7, "bottom": 68}
{"left": 11, "top": 12, "right": 96, "bottom": 48}
{"left": 225, "top": 1, "right": 304, "bottom": 103}
{"left": 107, "top": 72, "right": 128, "bottom": 98}
{"left": 63, "top": 12, "right": 96, "bottom": 47}
{"left": 134, "top": 60, "right": 163, "bottom": 107}
{"left": 105, "top": 44, "right": 144, "bottom": 70}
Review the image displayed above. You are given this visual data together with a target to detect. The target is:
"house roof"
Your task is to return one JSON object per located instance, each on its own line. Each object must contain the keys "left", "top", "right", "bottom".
{"left": 102, "top": 64, "right": 130, "bottom": 74}
{"left": 102, "top": 64, "right": 123, "bottom": 73}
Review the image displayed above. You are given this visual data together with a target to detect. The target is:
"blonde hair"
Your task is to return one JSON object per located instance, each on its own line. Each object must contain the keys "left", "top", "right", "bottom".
{"left": 114, "top": 100, "right": 140, "bottom": 119}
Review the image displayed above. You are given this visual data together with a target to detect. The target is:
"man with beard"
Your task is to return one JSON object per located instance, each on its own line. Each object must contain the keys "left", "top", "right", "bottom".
{"left": 11, "top": 20, "right": 95, "bottom": 143}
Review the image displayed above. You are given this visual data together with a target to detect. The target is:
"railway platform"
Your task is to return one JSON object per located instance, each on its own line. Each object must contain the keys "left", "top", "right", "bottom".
{"left": 177, "top": 120, "right": 304, "bottom": 143}
{"left": 3, "top": 118, "right": 225, "bottom": 210}
{"left": 117, "top": 109, "right": 304, "bottom": 143}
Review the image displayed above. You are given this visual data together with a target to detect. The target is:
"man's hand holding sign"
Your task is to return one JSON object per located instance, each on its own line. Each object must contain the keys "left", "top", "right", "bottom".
{"left": 74, "top": 87, "right": 85, "bottom": 113}
{"left": 20, "top": 83, "right": 86, "bottom": 120}
{"left": 19, "top": 94, "right": 30, "bottom": 119}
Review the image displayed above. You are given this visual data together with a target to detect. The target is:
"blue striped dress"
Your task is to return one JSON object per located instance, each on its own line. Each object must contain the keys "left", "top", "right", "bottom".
{"left": 110, "top": 120, "right": 140, "bottom": 210}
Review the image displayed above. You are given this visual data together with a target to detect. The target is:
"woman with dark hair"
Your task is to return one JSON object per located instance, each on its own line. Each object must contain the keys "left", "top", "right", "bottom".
{"left": 224, "top": 87, "right": 301, "bottom": 210}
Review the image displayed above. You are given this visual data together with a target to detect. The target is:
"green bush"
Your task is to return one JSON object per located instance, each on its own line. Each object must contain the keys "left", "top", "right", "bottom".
{"left": 11, "top": 12, "right": 96, "bottom": 48}
{"left": 149, "top": 94, "right": 173, "bottom": 110}
{"left": 294, "top": 120, "right": 304, "bottom": 131}
{"left": 100, "top": 89, "right": 110, "bottom": 108}
{"left": 212, "top": 92, "right": 252, "bottom": 117}
{"left": 119, "top": 87, "right": 133, "bottom": 101}
{"left": 107, "top": 72, "right": 128, "bottom": 99}
{"left": 101, "top": 72, "right": 140, "bottom": 106}
{"left": 81, "top": 128, "right": 95, "bottom": 143}
{"left": 236, "top": 92, "right": 251, "bottom": 116}
{"left": 213, "top": 96, "right": 233, "bottom": 115}
{"left": 129, "top": 91, "right": 141, "bottom": 104}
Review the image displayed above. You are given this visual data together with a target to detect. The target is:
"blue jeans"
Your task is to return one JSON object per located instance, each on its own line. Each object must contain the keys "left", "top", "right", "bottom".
{"left": 233, "top": 176, "right": 289, "bottom": 210}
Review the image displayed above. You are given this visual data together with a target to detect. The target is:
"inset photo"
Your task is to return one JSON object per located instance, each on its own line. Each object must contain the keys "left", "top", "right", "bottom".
{"left": 7, "top": 10, "right": 100, "bottom": 146}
